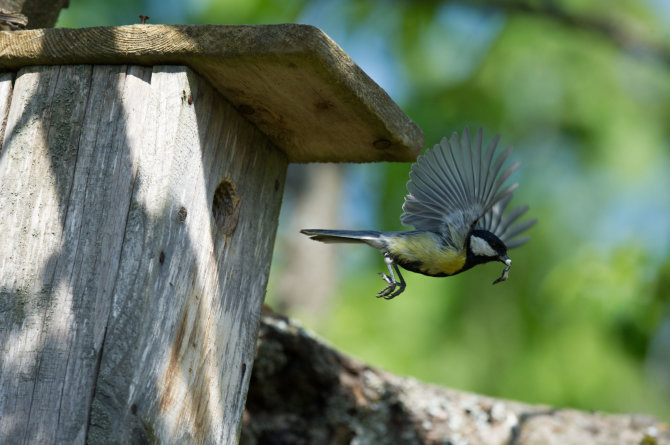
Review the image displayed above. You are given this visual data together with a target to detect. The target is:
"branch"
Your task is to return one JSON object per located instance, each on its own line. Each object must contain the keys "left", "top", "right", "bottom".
{"left": 0, "top": 9, "right": 26, "bottom": 30}
{"left": 242, "top": 309, "right": 669, "bottom": 444}
{"left": 0, "top": 0, "right": 69, "bottom": 29}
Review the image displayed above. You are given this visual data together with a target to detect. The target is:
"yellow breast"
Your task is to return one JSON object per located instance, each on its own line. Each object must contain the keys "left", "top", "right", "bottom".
{"left": 387, "top": 232, "right": 466, "bottom": 276}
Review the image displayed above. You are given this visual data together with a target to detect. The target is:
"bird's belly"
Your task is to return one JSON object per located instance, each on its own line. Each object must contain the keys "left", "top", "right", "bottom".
{"left": 387, "top": 234, "right": 466, "bottom": 277}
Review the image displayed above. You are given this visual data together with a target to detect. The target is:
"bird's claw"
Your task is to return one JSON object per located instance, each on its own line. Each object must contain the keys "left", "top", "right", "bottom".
{"left": 378, "top": 285, "right": 396, "bottom": 299}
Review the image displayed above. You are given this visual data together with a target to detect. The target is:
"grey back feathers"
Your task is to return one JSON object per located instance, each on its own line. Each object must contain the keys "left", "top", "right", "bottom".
{"left": 401, "top": 127, "right": 535, "bottom": 250}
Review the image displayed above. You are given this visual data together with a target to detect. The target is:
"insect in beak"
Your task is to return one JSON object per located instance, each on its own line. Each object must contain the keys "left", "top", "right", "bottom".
{"left": 493, "top": 254, "right": 511, "bottom": 285}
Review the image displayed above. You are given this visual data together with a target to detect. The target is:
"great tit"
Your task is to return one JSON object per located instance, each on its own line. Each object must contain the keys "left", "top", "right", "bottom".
{"left": 301, "top": 127, "right": 536, "bottom": 299}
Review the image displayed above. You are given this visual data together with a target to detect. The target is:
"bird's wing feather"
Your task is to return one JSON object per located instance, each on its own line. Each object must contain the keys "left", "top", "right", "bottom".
{"left": 478, "top": 193, "right": 537, "bottom": 249}
{"left": 401, "top": 127, "right": 519, "bottom": 249}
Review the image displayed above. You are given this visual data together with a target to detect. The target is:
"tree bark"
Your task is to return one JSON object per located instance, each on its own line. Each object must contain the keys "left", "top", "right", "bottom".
{"left": 0, "top": 0, "right": 68, "bottom": 29}
{"left": 243, "top": 309, "right": 670, "bottom": 445}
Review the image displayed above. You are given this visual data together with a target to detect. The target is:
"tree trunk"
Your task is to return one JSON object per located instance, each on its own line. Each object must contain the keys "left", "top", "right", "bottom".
{"left": 0, "top": 64, "right": 286, "bottom": 444}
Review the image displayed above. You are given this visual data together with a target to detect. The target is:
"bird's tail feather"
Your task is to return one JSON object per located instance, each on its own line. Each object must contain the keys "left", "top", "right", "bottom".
{"left": 300, "top": 229, "right": 386, "bottom": 249}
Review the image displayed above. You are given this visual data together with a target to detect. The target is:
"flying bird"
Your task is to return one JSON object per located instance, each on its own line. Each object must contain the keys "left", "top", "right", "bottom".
{"left": 301, "top": 127, "right": 536, "bottom": 299}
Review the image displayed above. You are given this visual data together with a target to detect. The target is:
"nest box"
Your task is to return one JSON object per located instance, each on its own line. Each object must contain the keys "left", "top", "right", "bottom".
{"left": 0, "top": 24, "right": 423, "bottom": 444}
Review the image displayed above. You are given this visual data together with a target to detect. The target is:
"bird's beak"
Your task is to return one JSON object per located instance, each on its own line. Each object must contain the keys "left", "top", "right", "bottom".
{"left": 500, "top": 254, "right": 512, "bottom": 266}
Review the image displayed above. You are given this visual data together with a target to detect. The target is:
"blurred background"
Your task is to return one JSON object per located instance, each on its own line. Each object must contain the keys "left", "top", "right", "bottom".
{"left": 58, "top": 0, "right": 670, "bottom": 421}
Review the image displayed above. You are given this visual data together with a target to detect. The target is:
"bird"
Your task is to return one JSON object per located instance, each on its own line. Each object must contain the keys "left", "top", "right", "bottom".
{"left": 301, "top": 127, "right": 536, "bottom": 300}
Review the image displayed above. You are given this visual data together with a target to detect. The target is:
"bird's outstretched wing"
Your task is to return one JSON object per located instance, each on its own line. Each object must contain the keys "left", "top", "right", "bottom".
{"left": 478, "top": 194, "right": 537, "bottom": 249}
{"left": 400, "top": 127, "right": 519, "bottom": 250}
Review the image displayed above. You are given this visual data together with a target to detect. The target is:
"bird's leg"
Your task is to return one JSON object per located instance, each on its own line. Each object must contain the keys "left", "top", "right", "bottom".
{"left": 377, "top": 253, "right": 406, "bottom": 299}
{"left": 377, "top": 253, "right": 397, "bottom": 298}
{"left": 386, "top": 263, "right": 406, "bottom": 299}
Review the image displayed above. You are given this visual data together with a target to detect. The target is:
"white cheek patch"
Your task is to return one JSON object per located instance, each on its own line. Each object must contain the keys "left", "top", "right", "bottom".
{"left": 470, "top": 236, "right": 498, "bottom": 257}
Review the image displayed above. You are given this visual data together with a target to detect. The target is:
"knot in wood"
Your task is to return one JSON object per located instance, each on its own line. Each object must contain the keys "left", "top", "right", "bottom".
{"left": 213, "top": 179, "right": 240, "bottom": 236}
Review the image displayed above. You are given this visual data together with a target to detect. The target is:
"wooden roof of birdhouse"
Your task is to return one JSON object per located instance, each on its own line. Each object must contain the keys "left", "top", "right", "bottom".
{"left": 0, "top": 24, "right": 424, "bottom": 162}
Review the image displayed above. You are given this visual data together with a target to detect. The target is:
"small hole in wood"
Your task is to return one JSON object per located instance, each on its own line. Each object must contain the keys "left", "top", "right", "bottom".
{"left": 212, "top": 179, "right": 240, "bottom": 236}
{"left": 373, "top": 138, "right": 392, "bottom": 150}
{"left": 159, "top": 251, "right": 165, "bottom": 264}
{"left": 237, "top": 104, "right": 255, "bottom": 115}
{"left": 130, "top": 404, "right": 138, "bottom": 415}
{"left": 177, "top": 206, "right": 187, "bottom": 223}
{"left": 315, "top": 100, "right": 333, "bottom": 111}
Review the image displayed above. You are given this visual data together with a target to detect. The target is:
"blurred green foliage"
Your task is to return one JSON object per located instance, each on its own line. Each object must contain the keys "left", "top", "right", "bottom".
{"left": 58, "top": 0, "right": 670, "bottom": 420}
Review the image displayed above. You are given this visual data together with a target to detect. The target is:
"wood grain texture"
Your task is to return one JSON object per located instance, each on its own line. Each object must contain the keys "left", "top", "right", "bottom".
{"left": 0, "top": 24, "right": 425, "bottom": 162}
{"left": 0, "top": 64, "right": 287, "bottom": 444}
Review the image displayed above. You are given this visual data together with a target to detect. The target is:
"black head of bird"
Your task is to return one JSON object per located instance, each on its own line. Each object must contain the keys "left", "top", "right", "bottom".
{"left": 301, "top": 127, "right": 536, "bottom": 299}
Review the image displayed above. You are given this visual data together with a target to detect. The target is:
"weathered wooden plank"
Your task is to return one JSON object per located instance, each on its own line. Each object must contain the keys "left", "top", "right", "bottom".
{"left": 0, "top": 72, "right": 12, "bottom": 146}
{"left": 0, "top": 24, "right": 425, "bottom": 163}
{"left": 0, "top": 64, "right": 286, "bottom": 444}
{"left": 0, "top": 64, "right": 97, "bottom": 444}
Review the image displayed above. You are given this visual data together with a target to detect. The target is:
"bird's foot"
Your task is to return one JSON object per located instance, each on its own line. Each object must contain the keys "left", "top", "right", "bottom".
{"left": 376, "top": 273, "right": 406, "bottom": 299}
{"left": 377, "top": 273, "right": 396, "bottom": 299}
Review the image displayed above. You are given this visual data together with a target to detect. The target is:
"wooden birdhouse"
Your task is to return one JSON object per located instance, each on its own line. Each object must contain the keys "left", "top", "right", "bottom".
{"left": 0, "top": 24, "right": 423, "bottom": 444}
